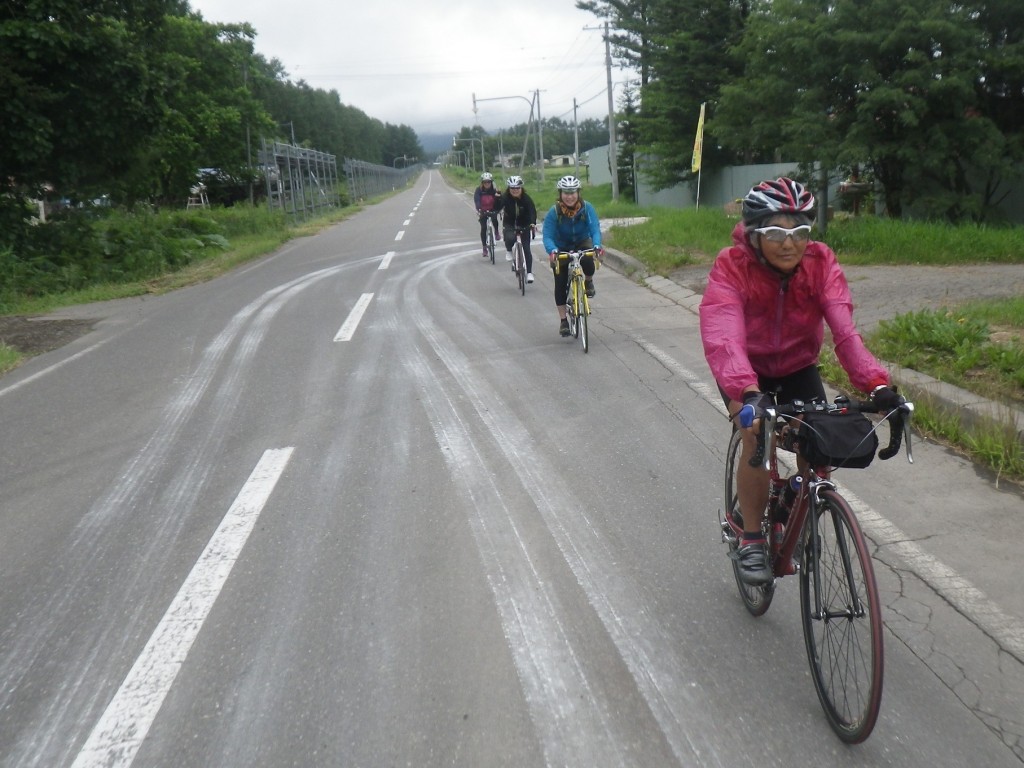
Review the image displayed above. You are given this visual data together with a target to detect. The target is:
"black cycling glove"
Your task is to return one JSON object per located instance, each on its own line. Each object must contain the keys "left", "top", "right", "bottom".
{"left": 738, "top": 391, "right": 774, "bottom": 428}
{"left": 870, "top": 385, "right": 903, "bottom": 412}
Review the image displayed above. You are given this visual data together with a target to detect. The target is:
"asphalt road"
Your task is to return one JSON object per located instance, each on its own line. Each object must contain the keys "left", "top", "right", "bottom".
{"left": 1, "top": 171, "right": 1021, "bottom": 767}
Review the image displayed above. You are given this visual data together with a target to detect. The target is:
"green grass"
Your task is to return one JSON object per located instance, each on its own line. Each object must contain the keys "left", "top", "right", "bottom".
{"left": 821, "top": 216, "right": 1024, "bottom": 265}
{"left": 0, "top": 344, "right": 19, "bottom": 376}
{"left": 818, "top": 350, "right": 1024, "bottom": 483}
{"left": 605, "top": 208, "right": 734, "bottom": 272}
{"left": 868, "top": 303, "right": 1024, "bottom": 405}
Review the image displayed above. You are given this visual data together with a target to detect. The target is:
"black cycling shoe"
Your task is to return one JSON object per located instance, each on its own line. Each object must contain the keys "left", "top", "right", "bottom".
{"left": 585, "top": 278, "right": 596, "bottom": 298}
{"left": 559, "top": 319, "right": 571, "bottom": 337}
{"left": 735, "top": 542, "right": 772, "bottom": 585}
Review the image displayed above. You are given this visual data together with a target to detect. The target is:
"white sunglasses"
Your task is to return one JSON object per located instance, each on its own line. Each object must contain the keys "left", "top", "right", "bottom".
{"left": 754, "top": 225, "right": 812, "bottom": 243}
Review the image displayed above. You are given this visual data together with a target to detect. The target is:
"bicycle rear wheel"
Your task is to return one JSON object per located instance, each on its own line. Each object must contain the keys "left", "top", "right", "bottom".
{"left": 723, "top": 427, "right": 775, "bottom": 616}
{"left": 800, "top": 489, "right": 883, "bottom": 743}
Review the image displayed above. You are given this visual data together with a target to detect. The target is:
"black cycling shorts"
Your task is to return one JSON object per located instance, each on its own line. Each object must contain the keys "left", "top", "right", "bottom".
{"left": 717, "top": 364, "right": 827, "bottom": 409}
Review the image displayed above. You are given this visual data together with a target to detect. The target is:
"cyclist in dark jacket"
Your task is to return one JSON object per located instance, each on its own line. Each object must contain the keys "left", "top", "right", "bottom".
{"left": 499, "top": 175, "right": 537, "bottom": 282}
{"left": 473, "top": 172, "right": 502, "bottom": 257}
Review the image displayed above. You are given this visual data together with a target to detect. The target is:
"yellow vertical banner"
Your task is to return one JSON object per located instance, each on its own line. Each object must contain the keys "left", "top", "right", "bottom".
{"left": 691, "top": 102, "right": 706, "bottom": 173}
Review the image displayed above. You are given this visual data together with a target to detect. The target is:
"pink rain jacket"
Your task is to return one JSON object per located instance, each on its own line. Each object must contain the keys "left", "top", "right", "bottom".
{"left": 700, "top": 221, "right": 889, "bottom": 403}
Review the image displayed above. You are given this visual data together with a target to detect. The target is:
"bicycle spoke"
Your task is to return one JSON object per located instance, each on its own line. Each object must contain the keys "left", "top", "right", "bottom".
{"left": 800, "top": 490, "right": 883, "bottom": 743}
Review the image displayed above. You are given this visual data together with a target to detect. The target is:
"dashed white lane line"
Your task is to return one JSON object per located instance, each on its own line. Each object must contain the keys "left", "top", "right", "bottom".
{"left": 395, "top": 231, "right": 405, "bottom": 241}
{"left": 334, "top": 293, "right": 375, "bottom": 342}
{"left": 378, "top": 251, "right": 395, "bottom": 270}
{"left": 71, "top": 448, "right": 294, "bottom": 768}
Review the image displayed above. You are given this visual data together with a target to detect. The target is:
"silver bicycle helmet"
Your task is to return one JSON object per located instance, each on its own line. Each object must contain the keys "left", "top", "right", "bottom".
{"left": 556, "top": 175, "right": 581, "bottom": 192}
{"left": 742, "top": 177, "right": 815, "bottom": 224}
{"left": 480, "top": 172, "right": 493, "bottom": 182}
{"left": 506, "top": 175, "right": 524, "bottom": 188}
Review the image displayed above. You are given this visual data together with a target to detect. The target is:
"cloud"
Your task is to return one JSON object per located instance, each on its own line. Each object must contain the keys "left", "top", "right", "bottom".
{"left": 190, "top": 0, "right": 631, "bottom": 134}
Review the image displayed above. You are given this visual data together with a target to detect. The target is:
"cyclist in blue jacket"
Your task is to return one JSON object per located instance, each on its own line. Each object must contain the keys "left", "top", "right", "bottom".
{"left": 542, "top": 175, "right": 603, "bottom": 337}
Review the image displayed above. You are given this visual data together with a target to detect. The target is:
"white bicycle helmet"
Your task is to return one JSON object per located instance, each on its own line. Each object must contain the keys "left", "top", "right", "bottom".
{"left": 556, "top": 175, "right": 581, "bottom": 192}
{"left": 480, "top": 172, "right": 493, "bottom": 182}
{"left": 506, "top": 175, "right": 524, "bottom": 188}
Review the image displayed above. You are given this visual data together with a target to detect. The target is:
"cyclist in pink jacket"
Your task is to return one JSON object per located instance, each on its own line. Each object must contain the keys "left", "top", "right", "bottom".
{"left": 699, "top": 177, "right": 901, "bottom": 585}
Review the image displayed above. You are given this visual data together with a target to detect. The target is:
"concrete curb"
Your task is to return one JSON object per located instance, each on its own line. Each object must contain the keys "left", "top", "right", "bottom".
{"left": 600, "top": 246, "right": 1024, "bottom": 449}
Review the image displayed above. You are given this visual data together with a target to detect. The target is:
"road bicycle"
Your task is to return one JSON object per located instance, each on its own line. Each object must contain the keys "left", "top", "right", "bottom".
{"left": 554, "top": 249, "right": 598, "bottom": 353}
{"left": 480, "top": 210, "right": 500, "bottom": 264}
{"left": 720, "top": 392, "right": 915, "bottom": 743}
{"left": 508, "top": 227, "right": 530, "bottom": 295}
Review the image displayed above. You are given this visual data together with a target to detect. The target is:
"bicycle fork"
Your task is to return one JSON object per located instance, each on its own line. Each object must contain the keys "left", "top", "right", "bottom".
{"left": 805, "top": 490, "right": 867, "bottom": 621}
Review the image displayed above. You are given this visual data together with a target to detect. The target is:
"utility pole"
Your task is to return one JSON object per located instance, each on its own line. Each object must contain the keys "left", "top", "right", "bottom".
{"left": 535, "top": 89, "right": 545, "bottom": 183}
{"left": 604, "top": 22, "right": 619, "bottom": 201}
{"left": 573, "top": 98, "right": 580, "bottom": 179}
{"left": 583, "top": 22, "right": 619, "bottom": 200}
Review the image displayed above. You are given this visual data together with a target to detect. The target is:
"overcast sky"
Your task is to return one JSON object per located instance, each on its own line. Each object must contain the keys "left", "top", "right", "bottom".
{"left": 189, "top": 0, "right": 631, "bottom": 138}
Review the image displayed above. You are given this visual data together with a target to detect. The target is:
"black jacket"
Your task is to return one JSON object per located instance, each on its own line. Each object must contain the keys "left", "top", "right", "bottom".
{"left": 499, "top": 190, "right": 537, "bottom": 229}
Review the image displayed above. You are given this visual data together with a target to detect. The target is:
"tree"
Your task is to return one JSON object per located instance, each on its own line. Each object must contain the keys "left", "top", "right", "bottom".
{"left": 138, "top": 14, "right": 274, "bottom": 204}
{"left": 617, "top": 84, "right": 641, "bottom": 200}
{"left": 0, "top": 0, "right": 180, "bottom": 203}
{"left": 634, "top": 0, "right": 751, "bottom": 189}
{"left": 715, "top": 0, "right": 1019, "bottom": 221}
{"left": 576, "top": 0, "right": 656, "bottom": 86}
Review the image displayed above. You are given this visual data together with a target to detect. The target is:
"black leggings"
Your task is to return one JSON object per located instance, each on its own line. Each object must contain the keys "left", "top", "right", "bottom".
{"left": 479, "top": 213, "right": 499, "bottom": 245}
{"left": 716, "top": 364, "right": 827, "bottom": 408}
{"left": 503, "top": 227, "right": 534, "bottom": 272}
{"left": 551, "top": 239, "right": 595, "bottom": 306}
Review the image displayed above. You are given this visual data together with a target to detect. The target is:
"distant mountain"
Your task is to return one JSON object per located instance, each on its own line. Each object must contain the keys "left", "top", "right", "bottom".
{"left": 418, "top": 132, "right": 460, "bottom": 159}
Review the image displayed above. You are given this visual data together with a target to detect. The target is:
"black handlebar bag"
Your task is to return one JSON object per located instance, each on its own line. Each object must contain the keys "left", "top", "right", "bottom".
{"left": 798, "top": 411, "right": 878, "bottom": 469}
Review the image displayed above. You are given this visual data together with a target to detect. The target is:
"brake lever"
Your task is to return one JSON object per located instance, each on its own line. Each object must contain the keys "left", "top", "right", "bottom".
{"left": 747, "top": 408, "right": 777, "bottom": 470}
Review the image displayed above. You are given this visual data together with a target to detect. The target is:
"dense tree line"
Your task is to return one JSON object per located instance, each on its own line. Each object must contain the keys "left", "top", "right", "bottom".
{"left": 0, "top": 0, "right": 423, "bottom": 243}
{"left": 453, "top": 117, "right": 611, "bottom": 172}
{"left": 579, "top": 0, "right": 1024, "bottom": 222}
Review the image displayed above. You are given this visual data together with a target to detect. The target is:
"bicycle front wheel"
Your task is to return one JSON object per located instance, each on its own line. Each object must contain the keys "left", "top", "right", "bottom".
{"left": 568, "top": 279, "right": 580, "bottom": 339}
{"left": 514, "top": 243, "right": 525, "bottom": 295}
{"left": 579, "top": 294, "right": 589, "bottom": 352}
{"left": 723, "top": 427, "right": 775, "bottom": 616}
{"left": 487, "top": 227, "right": 495, "bottom": 264}
{"left": 800, "top": 489, "right": 883, "bottom": 743}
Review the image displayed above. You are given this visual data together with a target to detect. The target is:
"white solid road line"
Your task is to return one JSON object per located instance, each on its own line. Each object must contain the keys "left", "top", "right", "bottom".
{"left": 334, "top": 292, "right": 375, "bottom": 342}
{"left": 71, "top": 447, "right": 294, "bottom": 768}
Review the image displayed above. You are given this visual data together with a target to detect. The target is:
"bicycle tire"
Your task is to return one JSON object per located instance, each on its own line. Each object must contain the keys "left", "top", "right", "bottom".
{"left": 487, "top": 226, "right": 495, "bottom": 264}
{"left": 579, "top": 293, "right": 589, "bottom": 352}
{"left": 724, "top": 427, "right": 775, "bottom": 616}
{"left": 566, "top": 279, "right": 579, "bottom": 339}
{"left": 514, "top": 242, "right": 525, "bottom": 295}
{"left": 799, "top": 488, "right": 883, "bottom": 743}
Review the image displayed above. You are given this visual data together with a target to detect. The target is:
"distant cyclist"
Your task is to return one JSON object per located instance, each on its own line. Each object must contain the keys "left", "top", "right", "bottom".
{"left": 499, "top": 175, "right": 537, "bottom": 283}
{"left": 542, "top": 175, "right": 602, "bottom": 337}
{"left": 474, "top": 172, "right": 502, "bottom": 258}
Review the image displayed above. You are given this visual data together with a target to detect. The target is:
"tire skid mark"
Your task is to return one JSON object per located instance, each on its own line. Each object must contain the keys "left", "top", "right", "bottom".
{"left": 392, "top": 252, "right": 725, "bottom": 767}
{"left": 2, "top": 260, "right": 368, "bottom": 767}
